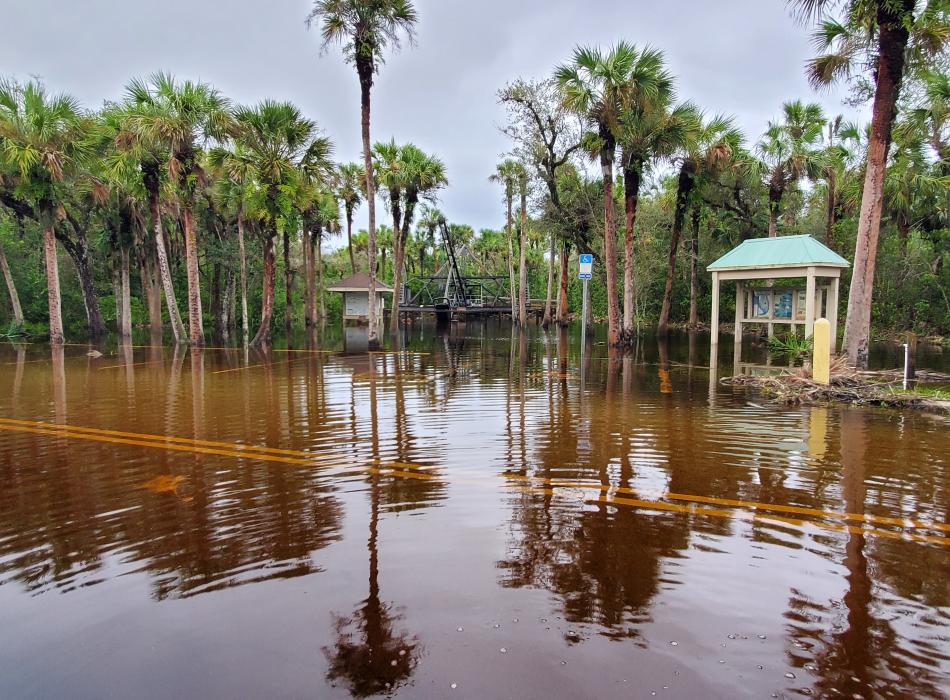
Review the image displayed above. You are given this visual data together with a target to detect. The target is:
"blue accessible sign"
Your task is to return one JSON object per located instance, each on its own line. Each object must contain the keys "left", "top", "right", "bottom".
{"left": 578, "top": 253, "right": 593, "bottom": 279}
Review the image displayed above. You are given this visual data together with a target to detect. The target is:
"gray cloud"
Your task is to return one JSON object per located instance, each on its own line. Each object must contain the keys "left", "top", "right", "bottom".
{"left": 2, "top": 0, "right": 864, "bottom": 240}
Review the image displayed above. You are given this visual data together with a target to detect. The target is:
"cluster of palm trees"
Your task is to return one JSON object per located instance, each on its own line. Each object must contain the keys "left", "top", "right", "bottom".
{"left": 489, "top": 0, "right": 946, "bottom": 366}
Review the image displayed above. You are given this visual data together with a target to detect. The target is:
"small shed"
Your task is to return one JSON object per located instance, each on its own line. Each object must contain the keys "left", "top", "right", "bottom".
{"left": 707, "top": 235, "right": 850, "bottom": 350}
{"left": 327, "top": 272, "right": 393, "bottom": 323}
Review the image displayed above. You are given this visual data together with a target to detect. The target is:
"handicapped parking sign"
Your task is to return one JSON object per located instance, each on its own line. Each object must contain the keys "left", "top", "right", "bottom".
{"left": 578, "top": 253, "right": 593, "bottom": 279}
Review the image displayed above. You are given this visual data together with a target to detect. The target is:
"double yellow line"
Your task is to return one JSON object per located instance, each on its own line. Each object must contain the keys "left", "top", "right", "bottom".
{"left": 0, "top": 417, "right": 945, "bottom": 546}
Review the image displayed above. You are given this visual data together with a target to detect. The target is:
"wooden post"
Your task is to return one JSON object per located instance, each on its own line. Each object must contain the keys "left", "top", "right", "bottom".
{"left": 804, "top": 267, "right": 816, "bottom": 339}
{"left": 709, "top": 271, "right": 720, "bottom": 366}
{"left": 813, "top": 318, "right": 830, "bottom": 384}
{"left": 734, "top": 281, "right": 743, "bottom": 348}
{"left": 827, "top": 276, "right": 839, "bottom": 354}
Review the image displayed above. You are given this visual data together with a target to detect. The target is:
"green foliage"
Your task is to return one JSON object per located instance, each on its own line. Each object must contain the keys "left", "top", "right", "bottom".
{"left": 767, "top": 333, "right": 814, "bottom": 363}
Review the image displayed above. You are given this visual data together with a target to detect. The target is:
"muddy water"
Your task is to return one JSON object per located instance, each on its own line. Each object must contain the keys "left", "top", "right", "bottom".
{"left": 0, "top": 323, "right": 947, "bottom": 699}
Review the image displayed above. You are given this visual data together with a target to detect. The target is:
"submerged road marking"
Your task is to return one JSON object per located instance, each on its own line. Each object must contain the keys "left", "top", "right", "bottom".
{"left": 0, "top": 417, "right": 946, "bottom": 545}
{"left": 508, "top": 483, "right": 950, "bottom": 547}
{"left": 98, "top": 360, "right": 166, "bottom": 370}
{"left": 501, "top": 474, "right": 950, "bottom": 533}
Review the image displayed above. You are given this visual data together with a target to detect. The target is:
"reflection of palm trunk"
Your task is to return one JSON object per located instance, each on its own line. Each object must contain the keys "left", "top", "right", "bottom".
{"left": 12, "top": 345, "right": 25, "bottom": 410}
{"left": 839, "top": 409, "right": 871, "bottom": 686}
{"left": 51, "top": 345, "right": 66, "bottom": 424}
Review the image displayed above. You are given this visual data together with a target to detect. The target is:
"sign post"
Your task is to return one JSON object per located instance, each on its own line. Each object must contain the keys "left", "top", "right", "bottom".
{"left": 578, "top": 254, "right": 593, "bottom": 364}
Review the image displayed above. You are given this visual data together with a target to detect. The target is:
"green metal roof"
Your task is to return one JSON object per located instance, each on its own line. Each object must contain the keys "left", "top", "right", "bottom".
{"left": 707, "top": 235, "right": 850, "bottom": 271}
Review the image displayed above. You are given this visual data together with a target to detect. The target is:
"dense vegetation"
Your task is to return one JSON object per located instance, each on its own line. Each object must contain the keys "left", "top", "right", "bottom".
{"left": 0, "top": 0, "right": 946, "bottom": 364}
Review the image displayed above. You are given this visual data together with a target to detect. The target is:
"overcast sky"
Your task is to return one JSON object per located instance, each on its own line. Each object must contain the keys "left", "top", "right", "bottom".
{"left": 3, "top": 0, "right": 863, "bottom": 240}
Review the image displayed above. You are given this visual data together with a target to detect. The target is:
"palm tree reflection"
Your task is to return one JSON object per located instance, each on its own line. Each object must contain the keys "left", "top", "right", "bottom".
{"left": 324, "top": 353, "right": 420, "bottom": 697}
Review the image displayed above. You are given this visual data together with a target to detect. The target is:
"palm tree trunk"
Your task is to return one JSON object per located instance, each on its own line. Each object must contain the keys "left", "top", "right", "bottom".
{"left": 658, "top": 161, "right": 696, "bottom": 334}
{"left": 43, "top": 225, "right": 64, "bottom": 345}
{"left": 346, "top": 208, "right": 356, "bottom": 274}
{"left": 182, "top": 207, "right": 204, "bottom": 345}
{"left": 251, "top": 233, "right": 276, "bottom": 346}
{"left": 390, "top": 233, "right": 407, "bottom": 332}
{"left": 0, "top": 243, "right": 24, "bottom": 330}
{"left": 316, "top": 231, "right": 325, "bottom": 321}
{"left": 141, "top": 253, "right": 162, "bottom": 336}
{"left": 357, "top": 57, "right": 379, "bottom": 347}
{"left": 506, "top": 190, "right": 517, "bottom": 324}
{"left": 120, "top": 247, "right": 132, "bottom": 340}
{"left": 518, "top": 191, "right": 528, "bottom": 327}
{"left": 113, "top": 265, "right": 123, "bottom": 336}
{"left": 150, "top": 191, "right": 185, "bottom": 343}
{"left": 66, "top": 234, "right": 106, "bottom": 340}
{"left": 283, "top": 229, "right": 293, "bottom": 334}
{"left": 542, "top": 231, "right": 554, "bottom": 328}
{"left": 622, "top": 160, "right": 642, "bottom": 341}
{"left": 556, "top": 243, "right": 569, "bottom": 326}
{"left": 825, "top": 170, "right": 836, "bottom": 247}
{"left": 688, "top": 206, "right": 700, "bottom": 329}
{"left": 767, "top": 167, "right": 783, "bottom": 238}
{"left": 842, "top": 0, "right": 912, "bottom": 368}
{"left": 599, "top": 131, "right": 620, "bottom": 346}
{"left": 237, "top": 213, "right": 249, "bottom": 344}
{"left": 303, "top": 228, "right": 313, "bottom": 328}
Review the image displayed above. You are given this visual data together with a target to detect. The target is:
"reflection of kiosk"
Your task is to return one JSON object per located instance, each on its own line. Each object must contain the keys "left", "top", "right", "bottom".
{"left": 327, "top": 272, "right": 394, "bottom": 324}
{"left": 708, "top": 235, "right": 850, "bottom": 358}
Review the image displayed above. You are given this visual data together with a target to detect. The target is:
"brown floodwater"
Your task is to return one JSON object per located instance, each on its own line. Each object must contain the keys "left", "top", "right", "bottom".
{"left": 0, "top": 322, "right": 947, "bottom": 699}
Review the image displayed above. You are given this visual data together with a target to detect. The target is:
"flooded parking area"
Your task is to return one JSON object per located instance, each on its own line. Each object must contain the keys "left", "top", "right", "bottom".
{"left": 0, "top": 323, "right": 947, "bottom": 699}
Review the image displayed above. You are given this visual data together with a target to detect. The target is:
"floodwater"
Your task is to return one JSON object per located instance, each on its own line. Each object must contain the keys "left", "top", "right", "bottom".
{"left": 0, "top": 322, "right": 947, "bottom": 699}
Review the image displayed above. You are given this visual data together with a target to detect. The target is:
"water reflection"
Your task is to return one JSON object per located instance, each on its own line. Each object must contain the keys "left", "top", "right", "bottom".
{"left": 0, "top": 324, "right": 946, "bottom": 697}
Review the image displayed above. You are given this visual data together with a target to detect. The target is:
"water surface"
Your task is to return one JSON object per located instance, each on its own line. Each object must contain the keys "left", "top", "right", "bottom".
{"left": 0, "top": 323, "right": 947, "bottom": 698}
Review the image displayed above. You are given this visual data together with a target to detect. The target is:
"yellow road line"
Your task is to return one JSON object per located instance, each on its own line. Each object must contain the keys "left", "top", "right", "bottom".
{"left": 0, "top": 422, "right": 440, "bottom": 484}
{"left": 0, "top": 417, "right": 345, "bottom": 462}
{"left": 502, "top": 474, "right": 950, "bottom": 533}
{"left": 212, "top": 359, "right": 293, "bottom": 375}
{"left": 98, "top": 360, "right": 166, "bottom": 370}
{"left": 509, "top": 483, "right": 950, "bottom": 546}
{"left": 1, "top": 417, "right": 945, "bottom": 545}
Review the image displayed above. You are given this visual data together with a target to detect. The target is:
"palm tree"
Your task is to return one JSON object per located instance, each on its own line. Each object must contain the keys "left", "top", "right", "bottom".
{"left": 792, "top": 0, "right": 947, "bottom": 366}
{"left": 516, "top": 164, "right": 530, "bottom": 326}
{"left": 0, "top": 79, "right": 94, "bottom": 344}
{"left": 308, "top": 0, "right": 418, "bottom": 347}
{"left": 116, "top": 78, "right": 187, "bottom": 342}
{"left": 391, "top": 144, "right": 446, "bottom": 329}
{"left": 909, "top": 70, "right": 950, "bottom": 225}
{"left": 757, "top": 100, "right": 826, "bottom": 238}
{"left": 124, "top": 72, "right": 235, "bottom": 345}
{"left": 208, "top": 146, "right": 261, "bottom": 344}
{"left": 214, "top": 100, "right": 333, "bottom": 346}
{"left": 556, "top": 42, "right": 644, "bottom": 345}
{"left": 618, "top": 99, "right": 699, "bottom": 337}
{"left": 336, "top": 161, "right": 364, "bottom": 274}
{"left": 658, "top": 113, "right": 741, "bottom": 333}
{"left": 490, "top": 159, "right": 523, "bottom": 324}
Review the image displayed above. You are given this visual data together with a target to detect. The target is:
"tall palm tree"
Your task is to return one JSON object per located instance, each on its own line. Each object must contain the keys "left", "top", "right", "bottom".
{"left": 116, "top": 79, "right": 187, "bottom": 342}
{"left": 308, "top": 0, "right": 418, "bottom": 347}
{"left": 213, "top": 100, "right": 333, "bottom": 346}
{"left": 391, "top": 144, "right": 446, "bottom": 329}
{"left": 336, "top": 161, "right": 364, "bottom": 274}
{"left": 556, "top": 42, "right": 646, "bottom": 345}
{"left": 757, "top": 100, "right": 826, "bottom": 238}
{"left": 516, "top": 164, "right": 530, "bottom": 327}
{"left": 490, "top": 159, "right": 524, "bottom": 324}
{"left": 793, "top": 0, "right": 947, "bottom": 366}
{"left": 124, "top": 72, "right": 235, "bottom": 345}
{"left": 658, "top": 113, "right": 742, "bottom": 334}
{"left": 618, "top": 95, "right": 698, "bottom": 338}
{"left": 0, "top": 79, "right": 94, "bottom": 344}
{"left": 208, "top": 146, "right": 261, "bottom": 344}
{"left": 909, "top": 70, "right": 950, "bottom": 225}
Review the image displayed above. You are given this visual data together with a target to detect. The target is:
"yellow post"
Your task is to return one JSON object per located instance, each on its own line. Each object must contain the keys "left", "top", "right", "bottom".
{"left": 813, "top": 318, "right": 831, "bottom": 385}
